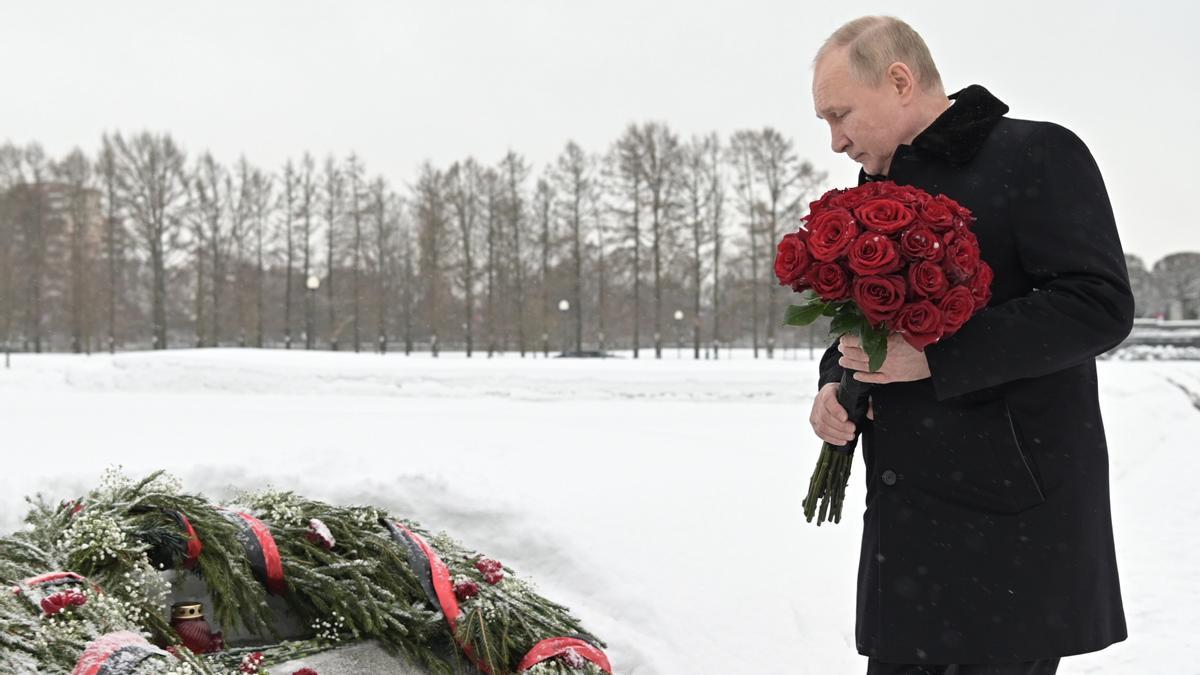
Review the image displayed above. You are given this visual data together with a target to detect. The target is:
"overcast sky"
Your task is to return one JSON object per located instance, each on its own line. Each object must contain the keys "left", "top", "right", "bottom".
{"left": 2, "top": 1, "right": 1195, "bottom": 265}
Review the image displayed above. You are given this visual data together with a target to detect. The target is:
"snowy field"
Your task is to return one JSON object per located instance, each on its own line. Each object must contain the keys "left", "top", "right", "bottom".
{"left": 1, "top": 348, "right": 1197, "bottom": 674}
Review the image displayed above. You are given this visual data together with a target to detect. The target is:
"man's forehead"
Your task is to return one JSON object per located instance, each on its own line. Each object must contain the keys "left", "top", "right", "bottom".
{"left": 811, "top": 51, "right": 850, "bottom": 110}
{"left": 812, "top": 78, "right": 846, "bottom": 117}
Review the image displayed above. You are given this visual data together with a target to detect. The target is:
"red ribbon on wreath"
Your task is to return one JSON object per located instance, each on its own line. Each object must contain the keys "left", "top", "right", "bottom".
{"left": 11, "top": 571, "right": 101, "bottom": 608}
{"left": 517, "top": 637, "right": 613, "bottom": 673}
{"left": 170, "top": 509, "right": 203, "bottom": 569}
{"left": 70, "top": 630, "right": 171, "bottom": 675}
{"left": 382, "top": 520, "right": 498, "bottom": 673}
{"left": 218, "top": 508, "right": 286, "bottom": 595}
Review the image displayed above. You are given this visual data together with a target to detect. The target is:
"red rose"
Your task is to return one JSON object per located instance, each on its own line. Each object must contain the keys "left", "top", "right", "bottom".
{"left": 969, "top": 261, "right": 994, "bottom": 310}
{"left": 808, "top": 262, "right": 850, "bottom": 301}
{"left": 937, "top": 285, "right": 976, "bottom": 334}
{"left": 240, "top": 652, "right": 265, "bottom": 674}
{"left": 41, "top": 590, "right": 87, "bottom": 617}
{"left": 847, "top": 232, "right": 902, "bottom": 276}
{"left": 454, "top": 580, "right": 480, "bottom": 602}
{"left": 475, "top": 557, "right": 504, "bottom": 584}
{"left": 894, "top": 300, "right": 944, "bottom": 350}
{"left": 293, "top": 670, "right": 319, "bottom": 675}
{"left": 805, "top": 188, "right": 844, "bottom": 218}
{"left": 898, "top": 225, "right": 945, "bottom": 262}
{"left": 805, "top": 209, "right": 858, "bottom": 261}
{"left": 907, "top": 260, "right": 949, "bottom": 300}
{"left": 942, "top": 226, "right": 978, "bottom": 247}
{"left": 306, "top": 518, "right": 335, "bottom": 550}
{"left": 943, "top": 236, "right": 981, "bottom": 282}
{"left": 474, "top": 558, "right": 502, "bottom": 574}
{"left": 877, "top": 182, "right": 925, "bottom": 206}
{"left": 917, "top": 197, "right": 956, "bottom": 231}
{"left": 827, "top": 187, "right": 873, "bottom": 211}
{"left": 774, "top": 231, "right": 811, "bottom": 287}
{"left": 933, "top": 194, "right": 973, "bottom": 228}
{"left": 853, "top": 198, "right": 916, "bottom": 235}
{"left": 851, "top": 275, "right": 907, "bottom": 326}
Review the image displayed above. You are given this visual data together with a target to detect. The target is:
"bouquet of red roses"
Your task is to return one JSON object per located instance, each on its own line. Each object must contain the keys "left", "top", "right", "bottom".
{"left": 775, "top": 180, "right": 993, "bottom": 525}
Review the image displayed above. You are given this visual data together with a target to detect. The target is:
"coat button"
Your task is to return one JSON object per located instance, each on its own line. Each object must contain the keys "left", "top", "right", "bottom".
{"left": 881, "top": 469, "right": 898, "bottom": 486}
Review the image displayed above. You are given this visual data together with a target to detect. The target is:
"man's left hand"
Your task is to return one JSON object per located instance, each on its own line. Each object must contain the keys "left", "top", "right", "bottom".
{"left": 838, "top": 333, "right": 931, "bottom": 384}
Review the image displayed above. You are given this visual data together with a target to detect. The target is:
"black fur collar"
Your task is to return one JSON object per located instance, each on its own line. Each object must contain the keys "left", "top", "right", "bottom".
{"left": 861, "top": 84, "right": 1009, "bottom": 181}
{"left": 913, "top": 84, "right": 1009, "bottom": 165}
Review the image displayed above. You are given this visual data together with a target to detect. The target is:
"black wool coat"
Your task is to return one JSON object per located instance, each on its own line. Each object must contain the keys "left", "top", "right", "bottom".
{"left": 817, "top": 84, "right": 1133, "bottom": 664}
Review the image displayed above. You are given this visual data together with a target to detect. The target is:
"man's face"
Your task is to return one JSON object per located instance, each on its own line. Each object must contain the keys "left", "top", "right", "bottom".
{"left": 812, "top": 48, "right": 907, "bottom": 176}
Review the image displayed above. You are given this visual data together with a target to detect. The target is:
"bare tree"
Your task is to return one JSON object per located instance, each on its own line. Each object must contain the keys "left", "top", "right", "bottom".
{"left": 447, "top": 158, "right": 482, "bottom": 357}
{"left": 368, "top": 176, "right": 392, "bottom": 353}
{"left": 533, "top": 176, "right": 555, "bottom": 356}
{"left": 707, "top": 137, "right": 727, "bottom": 359}
{"left": 321, "top": 156, "right": 345, "bottom": 349}
{"left": 96, "top": 135, "right": 124, "bottom": 352}
{"left": 248, "top": 164, "right": 272, "bottom": 348}
{"left": 227, "top": 160, "right": 253, "bottom": 346}
{"left": 1153, "top": 252, "right": 1200, "bottom": 319}
{"left": 0, "top": 144, "right": 19, "bottom": 352}
{"left": 10, "top": 144, "right": 51, "bottom": 351}
{"left": 412, "top": 162, "right": 453, "bottom": 354}
{"left": 299, "top": 154, "right": 319, "bottom": 349}
{"left": 397, "top": 209, "right": 417, "bottom": 355}
{"left": 55, "top": 149, "right": 97, "bottom": 353}
{"left": 727, "top": 130, "right": 762, "bottom": 358}
{"left": 751, "top": 128, "right": 823, "bottom": 357}
{"left": 113, "top": 132, "right": 188, "bottom": 349}
{"left": 681, "top": 134, "right": 718, "bottom": 360}
{"left": 610, "top": 126, "right": 644, "bottom": 357}
{"left": 481, "top": 167, "right": 502, "bottom": 357}
{"left": 192, "top": 152, "right": 229, "bottom": 346}
{"left": 633, "top": 122, "right": 682, "bottom": 359}
{"left": 553, "top": 141, "right": 593, "bottom": 354}
{"left": 499, "top": 151, "right": 530, "bottom": 356}
{"left": 1124, "top": 254, "right": 1163, "bottom": 318}
{"left": 345, "top": 154, "right": 365, "bottom": 352}
{"left": 589, "top": 186, "right": 609, "bottom": 353}
{"left": 280, "top": 160, "right": 299, "bottom": 348}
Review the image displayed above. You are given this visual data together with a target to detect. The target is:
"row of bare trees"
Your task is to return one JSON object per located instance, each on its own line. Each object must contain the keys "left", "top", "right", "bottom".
{"left": 1126, "top": 253, "right": 1200, "bottom": 320}
{"left": 1, "top": 123, "right": 834, "bottom": 357}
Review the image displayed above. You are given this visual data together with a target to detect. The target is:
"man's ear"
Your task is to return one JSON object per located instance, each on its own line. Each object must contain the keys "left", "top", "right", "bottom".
{"left": 886, "top": 62, "right": 916, "bottom": 101}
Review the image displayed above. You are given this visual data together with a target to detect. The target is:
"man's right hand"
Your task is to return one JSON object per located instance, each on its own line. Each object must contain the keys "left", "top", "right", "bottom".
{"left": 810, "top": 382, "right": 873, "bottom": 446}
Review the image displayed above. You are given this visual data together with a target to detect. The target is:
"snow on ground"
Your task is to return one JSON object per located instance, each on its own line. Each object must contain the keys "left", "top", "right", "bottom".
{"left": 0, "top": 348, "right": 1196, "bottom": 674}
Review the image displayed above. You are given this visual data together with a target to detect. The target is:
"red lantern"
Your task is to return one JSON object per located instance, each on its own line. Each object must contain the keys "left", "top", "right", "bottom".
{"left": 169, "top": 602, "right": 223, "bottom": 654}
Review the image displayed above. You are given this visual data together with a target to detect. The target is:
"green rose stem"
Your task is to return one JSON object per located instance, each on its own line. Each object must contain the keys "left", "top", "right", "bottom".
{"left": 802, "top": 369, "right": 873, "bottom": 525}
{"left": 784, "top": 292, "right": 885, "bottom": 525}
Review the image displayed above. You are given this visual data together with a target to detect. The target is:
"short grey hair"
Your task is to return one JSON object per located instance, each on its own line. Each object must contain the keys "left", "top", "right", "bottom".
{"left": 814, "top": 16, "right": 945, "bottom": 94}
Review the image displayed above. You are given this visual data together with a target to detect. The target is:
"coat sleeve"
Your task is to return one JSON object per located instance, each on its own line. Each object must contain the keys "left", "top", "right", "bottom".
{"left": 922, "top": 122, "right": 1135, "bottom": 401}
{"left": 817, "top": 338, "right": 843, "bottom": 392}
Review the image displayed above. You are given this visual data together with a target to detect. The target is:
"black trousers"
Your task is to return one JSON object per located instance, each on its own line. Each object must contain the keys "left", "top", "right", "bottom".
{"left": 866, "top": 657, "right": 1060, "bottom": 675}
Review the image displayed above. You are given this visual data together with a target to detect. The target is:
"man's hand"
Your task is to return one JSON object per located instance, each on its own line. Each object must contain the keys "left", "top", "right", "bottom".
{"left": 810, "top": 382, "right": 874, "bottom": 445}
{"left": 837, "top": 333, "right": 931, "bottom": 384}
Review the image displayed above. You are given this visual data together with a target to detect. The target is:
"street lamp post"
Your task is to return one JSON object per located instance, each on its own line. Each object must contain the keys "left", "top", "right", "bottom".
{"left": 558, "top": 299, "right": 570, "bottom": 357}
{"left": 673, "top": 309, "right": 684, "bottom": 359}
{"left": 305, "top": 275, "right": 320, "bottom": 350}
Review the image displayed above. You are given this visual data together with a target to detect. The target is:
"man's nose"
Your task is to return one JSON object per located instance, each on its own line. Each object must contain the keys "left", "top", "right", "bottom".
{"left": 830, "top": 131, "right": 850, "bottom": 154}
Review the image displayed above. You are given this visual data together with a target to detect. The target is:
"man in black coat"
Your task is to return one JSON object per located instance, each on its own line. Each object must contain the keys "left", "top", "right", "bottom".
{"left": 808, "top": 16, "right": 1132, "bottom": 675}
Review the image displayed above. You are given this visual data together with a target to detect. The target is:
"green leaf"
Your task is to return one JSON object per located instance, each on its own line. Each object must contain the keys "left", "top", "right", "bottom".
{"left": 862, "top": 322, "right": 889, "bottom": 372}
{"left": 784, "top": 300, "right": 827, "bottom": 327}
{"left": 829, "top": 311, "right": 862, "bottom": 338}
